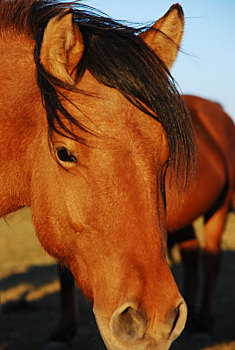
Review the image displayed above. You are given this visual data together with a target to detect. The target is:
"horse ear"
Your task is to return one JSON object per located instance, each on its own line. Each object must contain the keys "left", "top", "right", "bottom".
{"left": 40, "top": 10, "right": 84, "bottom": 85}
{"left": 140, "top": 4, "right": 184, "bottom": 70}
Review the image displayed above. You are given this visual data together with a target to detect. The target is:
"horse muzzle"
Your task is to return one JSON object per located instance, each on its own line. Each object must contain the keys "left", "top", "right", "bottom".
{"left": 94, "top": 299, "right": 187, "bottom": 350}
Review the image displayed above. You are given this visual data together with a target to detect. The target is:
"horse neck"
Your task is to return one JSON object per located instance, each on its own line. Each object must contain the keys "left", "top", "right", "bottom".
{"left": 0, "top": 32, "right": 45, "bottom": 216}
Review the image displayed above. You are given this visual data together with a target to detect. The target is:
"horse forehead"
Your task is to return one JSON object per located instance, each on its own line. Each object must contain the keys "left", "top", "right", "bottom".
{"left": 75, "top": 70, "right": 134, "bottom": 117}
{"left": 64, "top": 71, "right": 163, "bottom": 142}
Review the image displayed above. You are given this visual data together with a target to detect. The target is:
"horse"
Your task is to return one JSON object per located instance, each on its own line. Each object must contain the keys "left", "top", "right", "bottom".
{"left": 47, "top": 95, "right": 235, "bottom": 349}
{"left": 167, "top": 95, "right": 235, "bottom": 335}
{"left": 0, "top": 1, "right": 195, "bottom": 350}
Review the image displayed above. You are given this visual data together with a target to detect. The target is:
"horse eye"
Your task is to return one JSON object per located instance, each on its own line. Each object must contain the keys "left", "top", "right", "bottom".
{"left": 56, "top": 147, "right": 77, "bottom": 164}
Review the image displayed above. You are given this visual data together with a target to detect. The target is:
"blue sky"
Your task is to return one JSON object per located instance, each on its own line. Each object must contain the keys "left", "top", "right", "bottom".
{"left": 84, "top": 0, "right": 235, "bottom": 121}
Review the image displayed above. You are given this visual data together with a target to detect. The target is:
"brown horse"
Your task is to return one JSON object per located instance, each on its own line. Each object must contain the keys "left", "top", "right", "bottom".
{"left": 167, "top": 95, "right": 235, "bottom": 335}
{"left": 0, "top": 1, "right": 195, "bottom": 350}
{"left": 49, "top": 95, "right": 235, "bottom": 349}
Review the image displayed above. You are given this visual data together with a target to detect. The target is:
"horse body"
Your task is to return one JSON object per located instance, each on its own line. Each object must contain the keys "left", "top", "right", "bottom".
{"left": 0, "top": 35, "right": 39, "bottom": 216}
{"left": 167, "top": 95, "right": 235, "bottom": 231}
{"left": 167, "top": 95, "right": 235, "bottom": 332}
{"left": 0, "top": 2, "right": 193, "bottom": 349}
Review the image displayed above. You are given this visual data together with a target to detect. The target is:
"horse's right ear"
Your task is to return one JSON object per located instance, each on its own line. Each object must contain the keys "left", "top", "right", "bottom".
{"left": 40, "top": 10, "right": 84, "bottom": 85}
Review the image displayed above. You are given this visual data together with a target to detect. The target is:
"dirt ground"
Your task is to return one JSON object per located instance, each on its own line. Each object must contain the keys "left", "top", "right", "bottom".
{"left": 0, "top": 208, "right": 235, "bottom": 350}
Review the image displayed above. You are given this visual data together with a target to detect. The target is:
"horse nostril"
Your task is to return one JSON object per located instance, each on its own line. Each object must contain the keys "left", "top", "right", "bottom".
{"left": 169, "top": 305, "right": 180, "bottom": 335}
{"left": 169, "top": 301, "right": 188, "bottom": 341}
{"left": 110, "top": 303, "right": 147, "bottom": 343}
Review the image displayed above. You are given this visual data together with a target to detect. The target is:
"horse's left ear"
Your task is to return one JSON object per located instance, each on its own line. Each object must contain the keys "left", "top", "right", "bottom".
{"left": 140, "top": 4, "right": 184, "bottom": 70}
{"left": 40, "top": 10, "right": 84, "bottom": 85}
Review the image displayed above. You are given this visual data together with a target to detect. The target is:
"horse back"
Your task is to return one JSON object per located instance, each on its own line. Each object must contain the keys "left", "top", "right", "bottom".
{"left": 184, "top": 95, "right": 235, "bottom": 172}
{"left": 166, "top": 95, "right": 235, "bottom": 231}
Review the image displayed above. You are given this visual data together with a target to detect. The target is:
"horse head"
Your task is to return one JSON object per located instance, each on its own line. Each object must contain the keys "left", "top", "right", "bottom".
{"left": 0, "top": 2, "right": 192, "bottom": 349}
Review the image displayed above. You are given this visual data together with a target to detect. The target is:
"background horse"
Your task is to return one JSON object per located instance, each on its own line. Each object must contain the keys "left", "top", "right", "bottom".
{"left": 167, "top": 95, "right": 235, "bottom": 336}
{"left": 0, "top": 1, "right": 194, "bottom": 350}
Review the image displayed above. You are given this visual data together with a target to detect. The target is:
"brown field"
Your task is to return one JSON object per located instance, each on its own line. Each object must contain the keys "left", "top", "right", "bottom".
{"left": 0, "top": 208, "right": 235, "bottom": 350}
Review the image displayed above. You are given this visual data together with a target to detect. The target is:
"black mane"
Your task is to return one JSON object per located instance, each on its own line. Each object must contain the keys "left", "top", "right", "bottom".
{"left": 0, "top": 0, "right": 196, "bottom": 188}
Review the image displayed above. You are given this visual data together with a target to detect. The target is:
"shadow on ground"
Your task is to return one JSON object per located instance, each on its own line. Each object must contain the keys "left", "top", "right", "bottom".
{"left": 1, "top": 264, "right": 58, "bottom": 292}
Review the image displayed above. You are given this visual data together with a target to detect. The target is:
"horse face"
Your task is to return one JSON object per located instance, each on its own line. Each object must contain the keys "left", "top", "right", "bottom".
{"left": 30, "top": 5, "right": 188, "bottom": 350}
{"left": 30, "top": 70, "right": 186, "bottom": 350}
